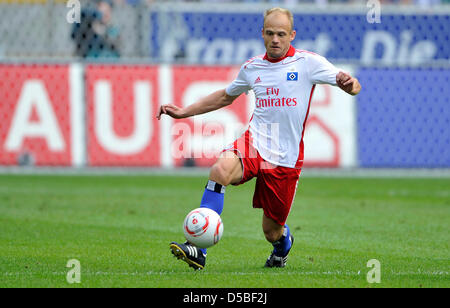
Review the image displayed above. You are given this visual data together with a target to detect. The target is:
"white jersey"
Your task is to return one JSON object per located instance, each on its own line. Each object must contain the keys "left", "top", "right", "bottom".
{"left": 226, "top": 46, "right": 340, "bottom": 168}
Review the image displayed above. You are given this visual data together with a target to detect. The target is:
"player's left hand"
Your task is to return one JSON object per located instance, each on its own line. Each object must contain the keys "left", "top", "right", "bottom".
{"left": 336, "top": 71, "right": 361, "bottom": 95}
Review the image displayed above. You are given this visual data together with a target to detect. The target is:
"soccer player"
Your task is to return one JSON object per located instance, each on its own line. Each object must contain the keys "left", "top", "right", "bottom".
{"left": 156, "top": 7, "right": 361, "bottom": 270}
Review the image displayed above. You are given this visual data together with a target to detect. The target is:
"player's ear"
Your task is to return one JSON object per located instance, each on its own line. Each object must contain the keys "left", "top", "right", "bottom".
{"left": 290, "top": 29, "right": 296, "bottom": 42}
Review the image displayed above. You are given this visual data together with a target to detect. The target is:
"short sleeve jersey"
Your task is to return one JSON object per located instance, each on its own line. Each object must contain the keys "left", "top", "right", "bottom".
{"left": 226, "top": 45, "right": 340, "bottom": 168}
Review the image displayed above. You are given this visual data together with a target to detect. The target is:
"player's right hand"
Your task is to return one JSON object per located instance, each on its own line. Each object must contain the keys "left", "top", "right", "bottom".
{"left": 156, "top": 104, "right": 186, "bottom": 120}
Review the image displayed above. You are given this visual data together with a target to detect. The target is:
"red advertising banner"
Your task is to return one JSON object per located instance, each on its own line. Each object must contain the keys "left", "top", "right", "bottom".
{"left": 85, "top": 65, "right": 161, "bottom": 166}
{"left": 0, "top": 64, "right": 72, "bottom": 166}
{"left": 0, "top": 64, "right": 355, "bottom": 168}
{"left": 171, "top": 66, "right": 252, "bottom": 167}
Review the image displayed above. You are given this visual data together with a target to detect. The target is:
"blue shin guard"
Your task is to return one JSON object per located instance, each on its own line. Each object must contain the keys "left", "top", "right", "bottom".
{"left": 198, "top": 180, "right": 225, "bottom": 255}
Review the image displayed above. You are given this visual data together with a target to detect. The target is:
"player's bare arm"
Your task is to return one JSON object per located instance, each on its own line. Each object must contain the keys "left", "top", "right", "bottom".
{"left": 156, "top": 89, "right": 240, "bottom": 120}
{"left": 336, "top": 71, "right": 361, "bottom": 96}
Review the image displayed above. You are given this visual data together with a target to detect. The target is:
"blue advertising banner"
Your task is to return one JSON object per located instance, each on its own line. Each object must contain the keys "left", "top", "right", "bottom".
{"left": 356, "top": 67, "right": 450, "bottom": 168}
{"left": 150, "top": 10, "right": 450, "bottom": 65}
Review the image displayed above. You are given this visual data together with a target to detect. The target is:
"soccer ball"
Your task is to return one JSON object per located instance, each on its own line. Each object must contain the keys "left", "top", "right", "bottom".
{"left": 183, "top": 208, "right": 223, "bottom": 249}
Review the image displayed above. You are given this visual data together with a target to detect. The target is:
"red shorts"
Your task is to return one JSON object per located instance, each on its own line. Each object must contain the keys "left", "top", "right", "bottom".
{"left": 223, "top": 130, "right": 301, "bottom": 226}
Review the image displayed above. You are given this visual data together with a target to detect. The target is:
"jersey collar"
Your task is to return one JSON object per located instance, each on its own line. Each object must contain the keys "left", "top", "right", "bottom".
{"left": 263, "top": 45, "right": 295, "bottom": 63}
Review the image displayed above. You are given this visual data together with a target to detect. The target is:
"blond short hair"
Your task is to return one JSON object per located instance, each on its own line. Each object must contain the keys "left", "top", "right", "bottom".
{"left": 263, "top": 7, "right": 294, "bottom": 32}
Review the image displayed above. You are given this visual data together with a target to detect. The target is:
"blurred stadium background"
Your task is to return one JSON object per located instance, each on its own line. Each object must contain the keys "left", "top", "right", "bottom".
{"left": 0, "top": 0, "right": 449, "bottom": 174}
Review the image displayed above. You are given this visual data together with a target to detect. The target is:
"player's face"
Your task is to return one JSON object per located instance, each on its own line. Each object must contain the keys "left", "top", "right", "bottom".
{"left": 262, "top": 12, "right": 296, "bottom": 60}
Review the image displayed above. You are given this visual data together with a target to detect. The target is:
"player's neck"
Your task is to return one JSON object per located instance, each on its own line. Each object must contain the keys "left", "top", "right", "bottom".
{"left": 264, "top": 45, "right": 295, "bottom": 63}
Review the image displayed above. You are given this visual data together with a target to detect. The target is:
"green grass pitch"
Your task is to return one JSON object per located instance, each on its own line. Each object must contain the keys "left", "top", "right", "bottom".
{"left": 0, "top": 174, "right": 448, "bottom": 288}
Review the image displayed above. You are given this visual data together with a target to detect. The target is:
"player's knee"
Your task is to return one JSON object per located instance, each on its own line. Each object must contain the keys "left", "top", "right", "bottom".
{"left": 210, "top": 162, "right": 233, "bottom": 186}
{"left": 263, "top": 228, "right": 283, "bottom": 243}
{"left": 263, "top": 230, "right": 279, "bottom": 243}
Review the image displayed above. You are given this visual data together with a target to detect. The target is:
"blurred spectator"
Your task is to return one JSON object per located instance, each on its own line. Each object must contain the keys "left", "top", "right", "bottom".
{"left": 71, "top": 0, "right": 121, "bottom": 59}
